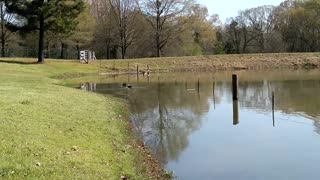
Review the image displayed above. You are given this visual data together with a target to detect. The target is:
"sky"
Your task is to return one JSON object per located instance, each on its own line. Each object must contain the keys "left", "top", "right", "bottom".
{"left": 197, "top": 0, "right": 284, "bottom": 22}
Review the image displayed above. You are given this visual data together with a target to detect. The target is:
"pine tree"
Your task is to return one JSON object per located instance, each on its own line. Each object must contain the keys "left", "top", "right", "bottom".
{"left": 4, "top": 0, "right": 84, "bottom": 63}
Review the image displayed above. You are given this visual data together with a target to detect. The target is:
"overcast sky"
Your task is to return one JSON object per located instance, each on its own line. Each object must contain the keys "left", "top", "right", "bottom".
{"left": 197, "top": 0, "right": 284, "bottom": 22}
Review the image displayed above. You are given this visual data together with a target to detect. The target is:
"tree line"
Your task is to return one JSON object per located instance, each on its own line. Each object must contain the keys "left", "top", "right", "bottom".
{"left": 222, "top": 0, "right": 320, "bottom": 54}
{"left": 0, "top": 0, "right": 319, "bottom": 62}
{"left": 90, "top": 0, "right": 218, "bottom": 59}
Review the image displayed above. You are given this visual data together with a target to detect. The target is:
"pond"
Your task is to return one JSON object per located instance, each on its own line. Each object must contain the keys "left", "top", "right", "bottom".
{"left": 79, "top": 70, "right": 320, "bottom": 180}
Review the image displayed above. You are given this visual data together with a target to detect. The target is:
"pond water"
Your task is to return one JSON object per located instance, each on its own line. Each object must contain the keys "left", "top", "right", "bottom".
{"left": 79, "top": 70, "right": 320, "bottom": 180}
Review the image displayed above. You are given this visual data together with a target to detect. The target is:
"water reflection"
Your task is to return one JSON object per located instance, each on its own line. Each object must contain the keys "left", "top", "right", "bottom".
{"left": 233, "top": 101, "right": 239, "bottom": 125}
{"left": 129, "top": 82, "right": 212, "bottom": 163}
{"left": 80, "top": 70, "right": 320, "bottom": 180}
{"left": 80, "top": 82, "right": 97, "bottom": 91}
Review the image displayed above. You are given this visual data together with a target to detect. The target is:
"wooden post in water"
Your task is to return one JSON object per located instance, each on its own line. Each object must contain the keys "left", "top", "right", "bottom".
{"left": 213, "top": 80, "right": 216, "bottom": 109}
{"left": 233, "top": 100, "right": 239, "bottom": 125}
{"left": 272, "top": 91, "right": 275, "bottom": 127}
{"left": 136, "top": 64, "right": 139, "bottom": 81}
{"left": 147, "top": 64, "right": 150, "bottom": 72}
{"left": 136, "top": 64, "right": 139, "bottom": 75}
{"left": 127, "top": 62, "right": 130, "bottom": 83}
{"left": 113, "top": 74, "right": 116, "bottom": 82}
{"left": 232, "top": 74, "right": 238, "bottom": 101}
{"left": 197, "top": 79, "right": 200, "bottom": 99}
{"left": 197, "top": 79, "right": 200, "bottom": 92}
{"left": 127, "top": 62, "right": 130, "bottom": 74}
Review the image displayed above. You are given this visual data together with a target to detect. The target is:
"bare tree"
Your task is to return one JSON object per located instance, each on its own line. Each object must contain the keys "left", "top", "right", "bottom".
{"left": 109, "top": 0, "right": 138, "bottom": 59}
{"left": 91, "top": 0, "right": 118, "bottom": 59}
{"left": 243, "top": 5, "right": 276, "bottom": 52}
{"left": 236, "top": 11, "right": 257, "bottom": 53}
{"left": 136, "top": 0, "right": 192, "bottom": 57}
{"left": 223, "top": 6, "right": 277, "bottom": 54}
{"left": 225, "top": 18, "right": 241, "bottom": 54}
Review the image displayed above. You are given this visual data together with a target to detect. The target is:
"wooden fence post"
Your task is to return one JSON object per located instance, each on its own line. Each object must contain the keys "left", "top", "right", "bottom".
{"left": 272, "top": 91, "right": 275, "bottom": 127}
{"left": 232, "top": 74, "right": 238, "bottom": 101}
{"left": 127, "top": 62, "right": 130, "bottom": 74}
{"left": 136, "top": 64, "right": 139, "bottom": 75}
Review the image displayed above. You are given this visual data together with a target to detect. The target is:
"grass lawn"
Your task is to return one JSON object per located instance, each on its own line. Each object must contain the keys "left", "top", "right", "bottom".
{"left": 0, "top": 58, "right": 161, "bottom": 179}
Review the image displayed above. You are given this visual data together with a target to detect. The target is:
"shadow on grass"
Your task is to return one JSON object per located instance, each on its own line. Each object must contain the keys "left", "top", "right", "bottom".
{"left": 0, "top": 60, "right": 39, "bottom": 65}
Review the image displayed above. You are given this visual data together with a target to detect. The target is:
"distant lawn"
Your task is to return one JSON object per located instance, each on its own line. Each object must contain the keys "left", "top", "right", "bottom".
{"left": 91, "top": 53, "right": 320, "bottom": 72}
{"left": 1, "top": 53, "right": 319, "bottom": 75}
{"left": 0, "top": 59, "right": 159, "bottom": 179}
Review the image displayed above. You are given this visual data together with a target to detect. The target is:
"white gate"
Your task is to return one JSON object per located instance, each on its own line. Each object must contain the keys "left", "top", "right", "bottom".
{"left": 80, "top": 50, "right": 96, "bottom": 63}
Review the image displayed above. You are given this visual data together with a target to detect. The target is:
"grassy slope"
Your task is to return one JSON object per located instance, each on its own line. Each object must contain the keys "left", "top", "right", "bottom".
{"left": 92, "top": 53, "right": 320, "bottom": 73}
{"left": 0, "top": 60, "right": 150, "bottom": 179}
{"left": 3, "top": 53, "right": 320, "bottom": 75}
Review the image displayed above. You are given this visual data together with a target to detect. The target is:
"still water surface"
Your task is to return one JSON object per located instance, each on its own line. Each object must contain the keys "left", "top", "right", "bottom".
{"left": 80, "top": 70, "right": 320, "bottom": 180}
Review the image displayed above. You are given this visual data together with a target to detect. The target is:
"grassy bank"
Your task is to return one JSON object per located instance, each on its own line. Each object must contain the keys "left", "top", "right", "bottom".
{"left": 0, "top": 60, "right": 166, "bottom": 179}
{"left": 2, "top": 53, "right": 320, "bottom": 75}
{"left": 96, "top": 53, "right": 320, "bottom": 73}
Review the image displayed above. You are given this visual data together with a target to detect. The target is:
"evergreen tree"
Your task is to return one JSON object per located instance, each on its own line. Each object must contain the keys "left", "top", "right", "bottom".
{"left": 4, "top": 0, "right": 84, "bottom": 63}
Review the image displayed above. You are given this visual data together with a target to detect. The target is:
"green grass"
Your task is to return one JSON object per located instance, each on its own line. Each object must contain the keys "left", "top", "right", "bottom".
{"left": 0, "top": 59, "right": 151, "bottom": 179}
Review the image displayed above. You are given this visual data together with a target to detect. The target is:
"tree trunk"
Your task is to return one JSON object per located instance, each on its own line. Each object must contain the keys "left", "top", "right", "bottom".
{"left": 1, "top": 2, "right": 5, "bottom": 57}
{"left": 120, "top": 28, "right": 125, "bottom": 59}
{"left": 120, "top": 35, "right": 125, "bottom": 59}
{"left": 156, "top": 33, "right": 161, "bottom": 57}
{"left": 60, "top": 42, "right": 65, "bottom": 59}
{"left": 46, "top": 41, "right": 50, "bottom": 58}
{"left": 121, "top": 41, "right": 125, "bottom": 59}
{"left": 38, "top": 15, "right": 45, "bottom": 63}
{"left": 76, "top": 43, "right": 80, "bottom": 60}
{"left": 121, "top": 42, "right": 126, "bottom": 59}
{"left": 156, "top": 0, "right": 161, "bottom": 57}
{"left": 106, "top": 46, "right": 110, "bottom": 59}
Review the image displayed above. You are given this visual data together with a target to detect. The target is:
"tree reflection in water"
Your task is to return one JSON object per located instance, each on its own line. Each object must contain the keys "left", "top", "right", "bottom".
{"left": 128, "top": 82, "right": 214, "bottom": 164}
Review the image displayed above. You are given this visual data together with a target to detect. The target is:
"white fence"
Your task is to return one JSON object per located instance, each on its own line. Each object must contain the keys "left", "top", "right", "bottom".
{"left": 80, "top": 50, "right": 96, "bottom": 63}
